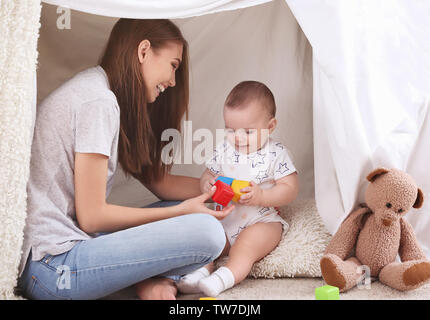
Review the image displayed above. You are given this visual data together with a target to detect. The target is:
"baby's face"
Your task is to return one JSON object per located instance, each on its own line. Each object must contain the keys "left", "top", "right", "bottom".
{"left": 223, "top": 101, "right": 276, "bottom": 154}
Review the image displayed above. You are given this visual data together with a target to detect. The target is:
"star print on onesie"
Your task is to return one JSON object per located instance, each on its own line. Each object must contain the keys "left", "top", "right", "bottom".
{"left": 276, "top": 162, "right": 290, "bottom": 175}
{"left": 232, "top": 151, "right": 240, "bottom": 163}
{"left": 258, "top": 207, "right": 271, "bottom": 215}
{"left": 255, "top": 169, "right": 269, "bottom": 184}
{"left": 248, "top": 151, "right": 266, "bottom": 168}
{"left": 231, "top": 226, "right": 247, "bottom": 240}
{"left": 275, "top": 142, "right": 284, "bottom": 150}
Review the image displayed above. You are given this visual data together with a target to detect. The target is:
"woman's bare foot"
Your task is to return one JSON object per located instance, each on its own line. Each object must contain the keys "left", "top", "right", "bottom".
{"left": 135, "top": 277, "right": 178, "bottom": 300}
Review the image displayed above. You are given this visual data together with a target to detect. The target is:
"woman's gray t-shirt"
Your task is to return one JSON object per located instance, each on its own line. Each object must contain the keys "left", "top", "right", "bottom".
{"left": 19, "top": 66, "right": 120, "bottom": 277}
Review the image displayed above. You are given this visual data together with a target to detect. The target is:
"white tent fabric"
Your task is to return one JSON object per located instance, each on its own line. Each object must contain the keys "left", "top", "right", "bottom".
{"left": 286, "top": 0, "right": 430, "bottom": 258}
{"left": 39, "top": 0, "right": 430, "bottom": 259}
{"left": 44, "top": 0, "right": 272, "bottom": 18}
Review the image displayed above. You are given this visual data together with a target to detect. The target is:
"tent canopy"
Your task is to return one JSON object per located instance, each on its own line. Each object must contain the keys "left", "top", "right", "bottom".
{"left": 39, "top": 0, "right": 430, "bottom": 258}
{"left": 44, "top": 0, "right": 273, "bottom": 18}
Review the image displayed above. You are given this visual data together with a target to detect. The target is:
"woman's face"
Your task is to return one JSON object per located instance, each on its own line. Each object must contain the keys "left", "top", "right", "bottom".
{"left": 138, "top": 40, "right": 183, "bottom": 103}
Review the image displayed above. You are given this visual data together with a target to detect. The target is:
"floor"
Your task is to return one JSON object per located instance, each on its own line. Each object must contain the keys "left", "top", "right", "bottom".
{"left": 103, "top": 277, "right": 430, "bottom": 300}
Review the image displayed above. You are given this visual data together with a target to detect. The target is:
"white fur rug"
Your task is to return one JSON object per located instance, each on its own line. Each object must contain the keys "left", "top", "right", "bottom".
{"left": 0, "top": 1, "right": 41, "bottom": 300}
{"left": 239, "top": 199, "right": 332, "bottom": 278}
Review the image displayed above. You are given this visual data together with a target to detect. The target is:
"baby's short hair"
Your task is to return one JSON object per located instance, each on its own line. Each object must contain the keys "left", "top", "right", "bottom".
{"left": 224, "top": 81, "right": 276, "bottom": 118}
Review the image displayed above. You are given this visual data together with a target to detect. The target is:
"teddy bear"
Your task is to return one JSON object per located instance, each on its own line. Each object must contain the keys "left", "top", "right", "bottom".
{"left": 320, "top": 167, "right": 430, "bottom": 292}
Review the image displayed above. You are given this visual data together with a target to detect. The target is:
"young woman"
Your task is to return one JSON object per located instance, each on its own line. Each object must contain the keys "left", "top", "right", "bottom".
{"left": 17, "top": 19, "right": 233, "bottom": 300}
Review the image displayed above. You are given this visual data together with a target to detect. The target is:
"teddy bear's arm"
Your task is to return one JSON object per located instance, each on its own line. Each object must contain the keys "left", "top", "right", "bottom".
{"left": 399, "top": 217, "right": 427, "bottom": 261}
{"left": 324, "top": 207, "right": 370, "bottom": 259}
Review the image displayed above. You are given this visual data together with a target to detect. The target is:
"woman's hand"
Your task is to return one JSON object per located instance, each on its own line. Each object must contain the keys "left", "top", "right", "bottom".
{"left": 178, "top": 185, "right": 234, "bottom": 220}
{"left": 238, "top": 181, "right": 263, "bottom": 206}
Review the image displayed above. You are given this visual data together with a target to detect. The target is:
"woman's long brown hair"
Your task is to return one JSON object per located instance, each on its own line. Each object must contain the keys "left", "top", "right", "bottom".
{"left": 100, "top": 19, "right": 189, "bottom": 186}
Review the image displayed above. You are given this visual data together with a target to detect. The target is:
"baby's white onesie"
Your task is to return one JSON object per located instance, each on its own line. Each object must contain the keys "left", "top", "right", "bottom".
{"left": 206, "top": 137, "right": 297, "bottom": 245}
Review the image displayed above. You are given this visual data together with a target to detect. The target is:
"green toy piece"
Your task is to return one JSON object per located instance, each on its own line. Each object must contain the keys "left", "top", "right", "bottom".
{"left": 315, "top": 285, "right": 340, "bottom": 300}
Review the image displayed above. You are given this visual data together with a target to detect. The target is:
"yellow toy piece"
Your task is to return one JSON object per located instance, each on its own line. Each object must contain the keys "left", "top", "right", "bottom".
{"left": 199, "top": 297, "right": 217, "bottom": 300}
{"left": 231, "top": 180, "right": 250, "bottom": 202}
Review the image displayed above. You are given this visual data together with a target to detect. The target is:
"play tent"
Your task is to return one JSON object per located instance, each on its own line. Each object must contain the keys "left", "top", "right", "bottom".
{"left": 0, "top": 0, "right": 429, "bottom": 299}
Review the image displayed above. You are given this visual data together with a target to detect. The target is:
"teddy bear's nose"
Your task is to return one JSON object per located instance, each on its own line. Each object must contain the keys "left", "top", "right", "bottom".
{"left": 382, "top": 218, "right": 393, "bottom": 227}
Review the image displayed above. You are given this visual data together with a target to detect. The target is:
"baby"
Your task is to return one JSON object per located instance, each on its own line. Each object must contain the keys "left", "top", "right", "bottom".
{"left": 177, "top": 81, "right": 299, "bottom": 297}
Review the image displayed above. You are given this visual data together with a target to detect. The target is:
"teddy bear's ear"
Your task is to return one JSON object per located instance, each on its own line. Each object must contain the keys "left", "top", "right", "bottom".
{"left": 366, "top": 168, "right": 390, "bottom": 182}
{"left": 413, "top": 188, "right": 424, "bottom": 209}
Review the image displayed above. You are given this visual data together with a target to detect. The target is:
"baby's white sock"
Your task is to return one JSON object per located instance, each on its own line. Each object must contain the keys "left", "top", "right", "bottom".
{"left": 198, "top": 266, "right": 235, "bottom": 297}
{"left": 176, "top": 267, "right": 210, "bottom": 294}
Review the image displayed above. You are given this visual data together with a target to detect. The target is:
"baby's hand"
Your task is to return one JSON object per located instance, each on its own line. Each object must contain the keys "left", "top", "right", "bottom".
{"left": 200, "top": 174, "right": 217, "bottom": 194}
{"left": 238, "top": 181, "right": 263, "bottom": 206}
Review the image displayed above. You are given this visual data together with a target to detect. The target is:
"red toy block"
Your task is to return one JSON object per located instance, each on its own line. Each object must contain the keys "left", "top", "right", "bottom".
{"left": 212, "top": 180, "right": 234, "bottom": 206}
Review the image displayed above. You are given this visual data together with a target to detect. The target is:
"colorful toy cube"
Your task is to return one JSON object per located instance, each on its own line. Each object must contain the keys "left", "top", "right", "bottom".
{"left": 212, "top": 180, "right": 234, "bottom": 206}
{"left": 215, "top": 176, "right": 234, "bottom": 186}
{"left": 231, "top": 180, "right": 250, "bottom": 202}
{"left": 315, "top": 285, "right": 340, "bottom": 300}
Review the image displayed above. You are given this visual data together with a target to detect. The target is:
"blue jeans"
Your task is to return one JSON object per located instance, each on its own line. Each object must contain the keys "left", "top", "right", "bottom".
{"left": 17, "top": 201, "right": 226, "bottom": 300}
